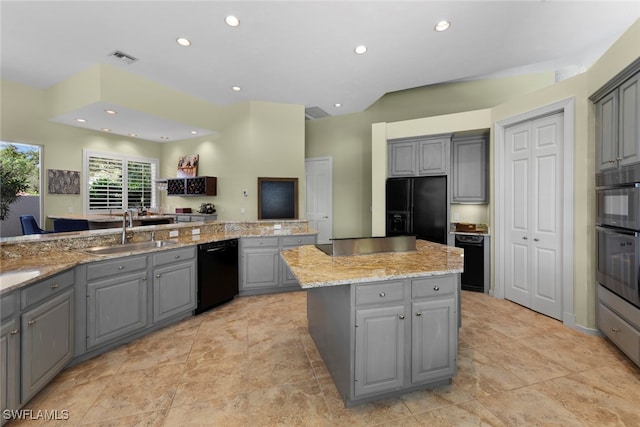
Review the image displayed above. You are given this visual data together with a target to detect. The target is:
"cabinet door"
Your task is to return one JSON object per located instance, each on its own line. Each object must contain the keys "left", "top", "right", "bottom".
{"left": 354, "top": 305, "right": 406, "bottom": 397}
{"left": 87, "top": 273, "right": 148, "bottom": 350}
{"left": 388, "top": 142, "right": 416, "bottom": 177}
{"left": 618, "top": 73, "right": 640, "bottom": 168}
{"left": 21, "top": 289, "right": 74, "bottom": 403}
{"left": 153, "top": 260, "right": 196, "bottom": 322}
{"left": 241, "top": 248, "right": 279, "bottom": 290}
{"left": 411, "top": 298, "right": 456, "bottom": 384}
{"left": 418, "top": 138, "right": 449, "bottom": 175}
{"left": 596, "top": 90, "right": 619, "bottom": 171}
{"left": 1, "top": 318, "right": 19, "bottom": 416}
{"left": 452, "top": 136, "right": 487, "bottom": 203}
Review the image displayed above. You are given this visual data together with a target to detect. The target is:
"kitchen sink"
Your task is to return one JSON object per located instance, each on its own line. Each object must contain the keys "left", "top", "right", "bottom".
{"left": 84, "top": 240, "right": 179, "bottom": 255}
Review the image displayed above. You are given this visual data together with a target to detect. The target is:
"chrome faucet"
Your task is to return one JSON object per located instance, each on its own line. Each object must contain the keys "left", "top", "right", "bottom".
{"left": 121, "top": 211, "right": 129, "bottom": 244}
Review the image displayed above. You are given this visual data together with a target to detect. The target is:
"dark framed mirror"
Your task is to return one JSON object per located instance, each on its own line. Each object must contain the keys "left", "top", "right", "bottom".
{"left": 258, "top": 177, "right": 298, "bottom": 220}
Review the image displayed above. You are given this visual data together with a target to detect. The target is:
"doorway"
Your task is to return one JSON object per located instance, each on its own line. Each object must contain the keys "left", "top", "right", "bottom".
{"left": 305, "top": 157, "right": 333, "bottom": 244}
{"left": 495, "top": 99, "right": 575, "bottom": 324}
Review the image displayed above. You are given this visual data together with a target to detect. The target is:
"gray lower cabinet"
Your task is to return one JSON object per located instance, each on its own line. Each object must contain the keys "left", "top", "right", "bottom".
{"left": 308, "top": 274, "right": 458, "bottom": 406}
{"left": 21, "top": 288, "right": 74, "bottom": 403}
{"left": 1, "top": 293, "right": 19, "bottom": 423}
{"left": 152, "top": 247, "right": 196, "bottom": 322}
{"left": 597, "top": 285, "right": 640, "bottom": 367}
{"left": 85, "top": 255, "right": 148, "bottom": 350}
{"left": 239, "top": 234, "right": 317, "bottom": 295}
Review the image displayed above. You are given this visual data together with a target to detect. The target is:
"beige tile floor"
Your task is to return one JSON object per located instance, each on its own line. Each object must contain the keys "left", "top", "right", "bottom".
{"left": 8, "top": 290, "right": 640, "bottom": 426}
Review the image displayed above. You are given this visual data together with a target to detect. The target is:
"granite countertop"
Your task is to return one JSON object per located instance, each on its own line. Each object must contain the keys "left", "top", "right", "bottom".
{"left": 0, "top": 226, "right": 315, "bottom": 295}
{"left": 281, "top": 239, "right": 464, "bottom": 289}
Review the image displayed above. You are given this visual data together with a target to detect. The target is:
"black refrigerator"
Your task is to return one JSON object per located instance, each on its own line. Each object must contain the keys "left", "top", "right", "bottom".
{"left": 386, "top": 176, "right": 447, "bottom": 244}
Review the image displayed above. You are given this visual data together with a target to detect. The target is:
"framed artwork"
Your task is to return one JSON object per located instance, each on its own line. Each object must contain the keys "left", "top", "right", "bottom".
{"left": 48, "top": 169, "right": 80, "bottom": 194}
{"left": 177, "top": 154, "right": 199, "bottom": 178}
{"left": 258, "top": 177, "right": 299, "bottom": 220}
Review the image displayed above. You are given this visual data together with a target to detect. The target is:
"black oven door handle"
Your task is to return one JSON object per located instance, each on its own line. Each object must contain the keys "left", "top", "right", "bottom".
{"left": 596, "top": 225, "right": 639, "bottom": 237}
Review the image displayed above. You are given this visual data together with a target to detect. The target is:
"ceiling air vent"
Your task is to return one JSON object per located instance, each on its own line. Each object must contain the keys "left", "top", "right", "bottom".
{"left": 109, "top": 50, "right": 138, "bottom": 65}
{"left": 305, "top": 106, "right": 331, "bottom": 121}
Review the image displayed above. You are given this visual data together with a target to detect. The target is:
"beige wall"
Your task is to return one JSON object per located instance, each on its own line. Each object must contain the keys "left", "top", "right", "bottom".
{"left": 2, "top": 69, "right": 305, "bottom": 227}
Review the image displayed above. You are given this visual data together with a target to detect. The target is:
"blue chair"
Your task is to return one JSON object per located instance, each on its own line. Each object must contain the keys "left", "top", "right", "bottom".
{"left": 20, "top": 215, "right": 52, "bottom": 235}
{"left": 53, "top": 218, "right": 90, "bottom": 232}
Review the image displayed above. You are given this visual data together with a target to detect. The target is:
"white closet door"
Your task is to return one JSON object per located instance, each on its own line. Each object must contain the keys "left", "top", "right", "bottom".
{"left": 305, "top": 157, "right": 333, "bottom": 244}
{"left": 504, "top": 113, "right": 563, "bottom": 320}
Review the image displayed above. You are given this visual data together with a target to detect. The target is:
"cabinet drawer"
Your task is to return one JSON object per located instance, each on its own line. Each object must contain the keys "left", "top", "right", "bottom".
{"left": 598, "top": 302, "right": 640, "bottom": 365}
{"left": 242, "top": 237, "right": 279, "bottom": 248}
{"left": 153, "top": 246, "right": 196, "bottom": 266}
{"left": 355, "top": 281, "right": 405, "bottom": 306}
{"left": 411, "top": 276, "right": 455, "bottom": 299}
{"left": 86, "top": 255, "right": 147, "bottom": 281}
{"left": 176, "top": 215, "right": 191, "bottom": 222}
{"left": 281, "top": 235, "right": 316, "bottom": 247}
{"left": 21, "top": 269, "right": 74, "bottom": 309}
{"left": 1, "top": 292, "right": 18, "bottom": 320}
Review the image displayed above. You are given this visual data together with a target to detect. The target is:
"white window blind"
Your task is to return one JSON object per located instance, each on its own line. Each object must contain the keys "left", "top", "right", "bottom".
{"left": 84, "top": 151, "right": 158, "bottom": 213}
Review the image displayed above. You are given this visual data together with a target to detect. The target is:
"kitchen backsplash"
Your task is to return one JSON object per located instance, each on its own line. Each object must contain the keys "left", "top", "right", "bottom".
{"left": 451, "top": 204, "right": 489, "bottom": 225}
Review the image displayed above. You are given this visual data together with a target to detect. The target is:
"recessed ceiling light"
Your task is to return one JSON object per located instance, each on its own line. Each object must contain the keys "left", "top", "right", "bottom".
{"left": 354, "top": 45, "right": 367, "bottom": 55}
{"left": 190, "top": 130, "right": 198, "bottom": 135}
{"left": 75, "top": 118, "right": 87, "bottom": 123}
{"left": 176, "top": 37, "right": 192, "bottom": 47}
{"left": 232, "top": 86, "right": 241, "bottom": 92}
{"left": 129, "top": 133, "right": 137, "bottom": 137}
{"left": 101, "top": 128, "right": 111, "bottom": 132}
{"left": 104, "top": 109, "right": 117, "bottom": 115}
{"left": 434, "top": 20, "right": 451, "bottom": 32}
{"left": 225, "top": 15, "right": 240, "bottom": 27}
{"left": 334, "top": 103, "right": 342, "bottom": 108}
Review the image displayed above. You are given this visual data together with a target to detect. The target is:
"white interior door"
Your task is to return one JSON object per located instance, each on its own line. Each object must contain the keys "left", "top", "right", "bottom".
{"left": 305, "top": 157, "right": 332, "bottom": 244}
{"left": 504, "top": 113, "right": 563, "bottom": 320}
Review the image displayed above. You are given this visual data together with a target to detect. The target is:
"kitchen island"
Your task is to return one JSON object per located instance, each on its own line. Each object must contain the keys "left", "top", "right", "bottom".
{"left": 281, "top": 239, "right": 464, "bottom": 407}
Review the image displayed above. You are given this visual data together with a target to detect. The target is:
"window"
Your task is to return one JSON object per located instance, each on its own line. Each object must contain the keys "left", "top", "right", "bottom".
{"left": 84, "top": 150, "right": 158, "bottom": 213}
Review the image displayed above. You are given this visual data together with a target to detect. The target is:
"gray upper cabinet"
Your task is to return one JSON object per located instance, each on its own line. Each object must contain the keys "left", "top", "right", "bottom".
{"left": 595, "top": 70, "right": 640, "bottom": 171}
{"left": 388, "top": 136, "right": 451, "bottom": 177}
{"left": 451, "top": 133, "right": 489, "bottom": 204}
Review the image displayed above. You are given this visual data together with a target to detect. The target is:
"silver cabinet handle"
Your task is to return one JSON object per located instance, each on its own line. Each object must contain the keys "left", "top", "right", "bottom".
{"left": 433, "top": 286, "right": 440, "bottom": 291}
{"left": 399, "top": 315, "right": 405, "bottom": 320}
{"left": 142, "top": 277, "right": 147, "bottom": 281}
{"left": 415, "top": 312, "right": 422, "bottom": 317}
{"left": 612, "top": 327, "right": 620, "bottom": 332}
{"left": 523, "top": 237, "right": 528, "bottom": 240}
{"left": 175, "top": 255, "right": 180, "bottom": 259}
{"left": 379, "top": 292, "right": 386, "bottom": 297}
{"left": 28, "top": 320, "right": 37, "bottom": 326}
{"left": 51, "top": 284, "right": 59, "bottom": 289}
{"left": 156, "top": 274, "right": 161, "bottom": 278}
{"left": 533, "top": 238, "right": 539, "bottom": 242}
{"left": 10, "top": 329, "right": 19, "bottom": 335}
{"left": 118, "top": 265, "right": 125, "bottom": 270}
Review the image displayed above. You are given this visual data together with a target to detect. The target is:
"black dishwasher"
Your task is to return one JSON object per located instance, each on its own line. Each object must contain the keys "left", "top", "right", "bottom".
{"left": 454, "top": 234, "right": 485, "bottom": 293}
{"left": 195, "top": 239, "right": 239, "bottom": 315}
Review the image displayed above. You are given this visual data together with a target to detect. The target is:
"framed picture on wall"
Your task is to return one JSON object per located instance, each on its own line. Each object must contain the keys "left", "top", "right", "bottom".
{"left": 258, "top": 177, "right": 298, "bottom": 220}
{"left": 177, "top": 154, "right": 199, "bottom": 178}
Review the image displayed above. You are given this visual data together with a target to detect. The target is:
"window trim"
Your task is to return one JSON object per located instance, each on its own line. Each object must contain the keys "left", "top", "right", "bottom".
{"left": 83, "top": 149, "right": 159, "bottom": 214}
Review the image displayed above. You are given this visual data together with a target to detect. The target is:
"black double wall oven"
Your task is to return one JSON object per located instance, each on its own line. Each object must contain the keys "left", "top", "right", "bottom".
{"left": 596, "top": 164, "right": 640, "bottom": 308}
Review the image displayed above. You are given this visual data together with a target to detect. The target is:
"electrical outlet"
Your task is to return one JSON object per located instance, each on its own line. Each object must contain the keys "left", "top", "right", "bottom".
{"left": 67, "top": 207, "right": 73, "bottom": 214}
{"left": 274, "top": 224, "right": 282, "bottom": 230}
{"left": 240, "top": 208, "right": 245, "bottom": 214}
{"left": 192, "top": 228, "right": 200, "bottom": 235}
{"left": 242, "top": 189, "right": 248, "bottom": 197}
{"left": 453, "top": 212, "right": 460, "bottom": 221}
{"left": 169, "top": 230, "right": 179, "bottom": 238}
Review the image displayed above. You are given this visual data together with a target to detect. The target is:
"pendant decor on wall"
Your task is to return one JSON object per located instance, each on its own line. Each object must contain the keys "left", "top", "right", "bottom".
{"left": 47, "top": 169, "right": 80, "bottom": 194}
{"left": 177, "top": 154, "right": 199, "bottom": 178}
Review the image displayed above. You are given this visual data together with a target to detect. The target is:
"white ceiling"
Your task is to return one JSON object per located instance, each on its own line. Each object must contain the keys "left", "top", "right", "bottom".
{"left": 2, "top": 1, "right": 639, "bottom": 141}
